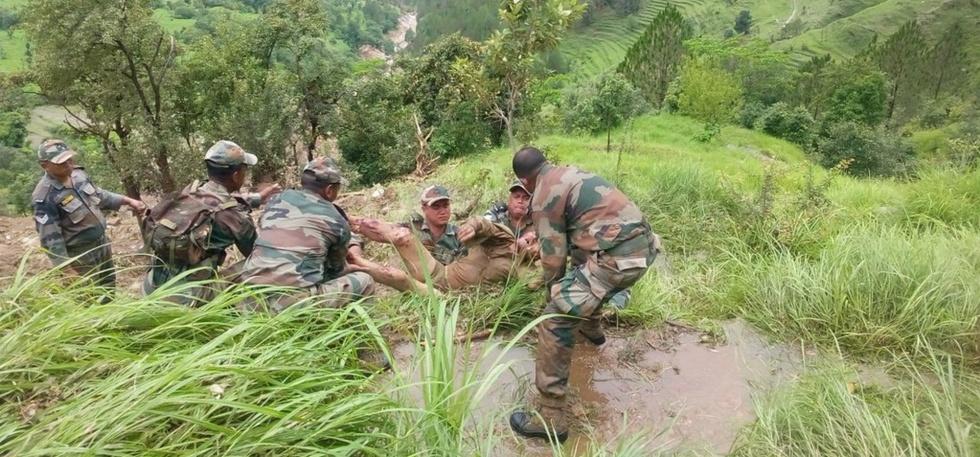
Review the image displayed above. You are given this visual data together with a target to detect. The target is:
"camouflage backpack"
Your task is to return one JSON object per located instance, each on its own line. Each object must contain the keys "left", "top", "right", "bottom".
{"left": 142, "top": 181, "right": 236, "bottom": 266}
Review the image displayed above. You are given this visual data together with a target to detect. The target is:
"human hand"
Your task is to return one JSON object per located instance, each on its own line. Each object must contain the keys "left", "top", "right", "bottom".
{"left": 458, "top": 225, "right": 475, "bottom": 243}
{"left": 259, "top": 183, "right": 283, "bottom": 202}
{"left": 125, "top": 198, "right": 147, "bottom": 215}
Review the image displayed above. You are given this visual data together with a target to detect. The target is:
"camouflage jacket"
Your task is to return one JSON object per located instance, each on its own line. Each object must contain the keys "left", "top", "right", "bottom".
{"left": 402, "top": 214, "right": 467, "bottom": 265}
{"left": 531, "top": 164, "right": 653, "bottom": 285}
{"left": 147, "top": 180, "right": 257, "bottom": 283}
{"left": 484, "top": 202, "right": 534, "bottom": 239}
{"left": 32, "top": 168, "right": 124, "bottom": 262}
{"left": 240, "top": 189, "right": 352, "bottom": 288}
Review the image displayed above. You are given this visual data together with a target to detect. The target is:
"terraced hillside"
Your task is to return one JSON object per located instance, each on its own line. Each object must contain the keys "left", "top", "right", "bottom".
{"left": 776, "top": 0, "right": 980, "bottom": 70}
{"left": 558, "top": 0, "right": 978, "bottom": 80}
{"left": 557, "top": 0, "right": 709, "bottom": 76}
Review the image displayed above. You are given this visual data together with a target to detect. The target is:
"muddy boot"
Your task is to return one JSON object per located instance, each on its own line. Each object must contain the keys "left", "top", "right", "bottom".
{"left": 579, "top": 317, "right": 606, "bottom": 346}
{"left": 509, "top": 396, "right": 569, "bottom": 443}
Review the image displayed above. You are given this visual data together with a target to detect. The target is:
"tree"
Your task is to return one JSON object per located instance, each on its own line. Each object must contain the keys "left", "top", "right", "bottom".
{"left": 871, "top": 20, "right": 928, "bottom": 123}
{"left": 734, "top": 10, "right": 752, "bottom": 35}
{"left": 482, "top": 0, "right": 584, "bottom": 147}
{"left": 563, "top": 72, "right": 646, "bottom": 152}
{"left": 676, "top": 58, "right": 743, "bottom": 141}
{"left": 25, "top": 0, "right": 182, "bottom": 196}
{"left": 618, "top": 5, "right": 688, "bottom": 107}
{"left": 928, "top": 21, "right": 967, "bottom": 98}
{"left": 823, "top": 60, "right": 888, "bottom": 126}
{"left": 337, "top": 72, "right": 415, "bottom": 185}
{"left": 792, "top": 54, "right": 832, "bottom": 118}
{"left": 816, "top": 121, "right": 915, "bottom": 177}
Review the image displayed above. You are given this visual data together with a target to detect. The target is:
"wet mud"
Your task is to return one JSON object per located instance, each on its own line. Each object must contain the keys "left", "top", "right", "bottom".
{"left": 393, "top": 319, "right": 803, "bottom": 455}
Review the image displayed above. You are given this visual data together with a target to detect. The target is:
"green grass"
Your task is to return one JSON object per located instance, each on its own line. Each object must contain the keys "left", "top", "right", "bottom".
{"left": 153, "top": 8, "right": 197, "bottom": 35}
{"left": 733, "top": 351, "right": 980, "bottom": 456}
{"left": 0, "top": 29, "right": 28, "bottom": 73}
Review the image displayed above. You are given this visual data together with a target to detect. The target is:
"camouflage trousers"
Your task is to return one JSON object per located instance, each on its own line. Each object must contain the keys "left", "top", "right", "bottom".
{"left": 66, "top": 239, "right": 116, "bottom": 289}
{"left": 141, "top": 258, "right": 225, "bottom": 306}
{"left": 535, "top": 247, "right": 656, "bottom": 401}
{"left": 241, "top": 272, "right": 376, "bottom": 313}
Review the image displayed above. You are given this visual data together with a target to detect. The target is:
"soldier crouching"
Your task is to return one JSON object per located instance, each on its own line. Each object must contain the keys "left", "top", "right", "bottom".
{"left": 237, "top": 157, "right": 375, "bottom": 312}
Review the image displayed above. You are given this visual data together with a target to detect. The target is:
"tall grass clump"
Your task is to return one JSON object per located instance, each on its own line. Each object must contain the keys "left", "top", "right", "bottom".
{"left": 385, "top": 293, "right": 546, "bottom": 455}
{"left": 0, "top": 267, "right": 397, "bottom": 456}
{"left": 727, "top": 224, "right": 980, "bottom": 358}
{"left": 732, "top": 349, "right": 980, "bottom": 456}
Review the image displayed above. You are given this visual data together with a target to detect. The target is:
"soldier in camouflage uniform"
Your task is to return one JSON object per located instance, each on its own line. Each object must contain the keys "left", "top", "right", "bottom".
{"left": 31, "top": 139, "right": 146, "bottom": 289}
{"left": 484, "top": 180, "right": 538, "bottom": 261}
{"left": 141, "top": 140, "right": 258, "bottom": 305}
{"left": 238, "top": 157, "right": 375, "bottom": 311}
{"left": 508, "top": 146, "right": 660, "bottom": 443}
{"left": 402, "top": 185, "right": 468, "bottom": 265}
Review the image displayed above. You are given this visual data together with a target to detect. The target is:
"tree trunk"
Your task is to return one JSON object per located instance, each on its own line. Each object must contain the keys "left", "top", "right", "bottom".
{"left": 606, "top": 128, "right": 612, "bottom": 154}
{"left": 153, "top": 147, "right": 177, "bottom": 193}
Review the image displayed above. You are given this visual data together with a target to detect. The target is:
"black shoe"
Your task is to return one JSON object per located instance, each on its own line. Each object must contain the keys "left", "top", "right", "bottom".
{"left": 579, "top": 330, "right": 606, "bottom": 346}
{"left": 509, "top": 410, "right": 568, "bottom": 443}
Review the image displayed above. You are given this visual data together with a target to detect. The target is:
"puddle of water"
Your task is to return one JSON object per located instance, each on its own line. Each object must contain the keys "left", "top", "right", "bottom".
{"left": 392, "top": 319, "right": 803, "bottom": 456}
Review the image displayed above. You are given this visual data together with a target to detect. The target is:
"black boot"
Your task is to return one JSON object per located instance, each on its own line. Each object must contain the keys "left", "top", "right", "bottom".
{"left": 509, "top": 410, "right": 569, "bottom": 443}
{"left": 579, "top": 329, "right": 606, "bottom": 346}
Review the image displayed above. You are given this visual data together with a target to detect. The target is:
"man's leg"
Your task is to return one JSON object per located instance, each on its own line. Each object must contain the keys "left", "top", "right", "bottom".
{"left": 312, "top": 271, "right": 377, "bottom": 308}
{"left": 511, "top": 267, "right": 603, "bottom": 443}
{"left": 347, "top": 251, "right": 431, "bottom": 292}
{"left": 355, "top": 218, "right": 443, "bottom": 284}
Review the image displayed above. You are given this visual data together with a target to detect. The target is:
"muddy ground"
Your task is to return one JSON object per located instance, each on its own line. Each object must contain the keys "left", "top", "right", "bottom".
{"left": 393, "top": 320, "right": 807, "bottom": 455}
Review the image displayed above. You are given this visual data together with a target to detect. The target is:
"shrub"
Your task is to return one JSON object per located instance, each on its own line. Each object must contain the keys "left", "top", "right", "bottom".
{"left": 173, "top": 5, "right": 196, "bottom": 19}
{"left": 816, "top": 121, "right": 915, "bottom": 177}
{"left": 754, "top": 102, "right": 815, "bottom": 146}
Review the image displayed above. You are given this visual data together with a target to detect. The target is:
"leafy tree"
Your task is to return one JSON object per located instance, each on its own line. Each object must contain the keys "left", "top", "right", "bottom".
{"left": 401, "top": 34, "right": 493, "bottom": 159}
{"left": 337, "top": 72, "right": 415, "bottom": 185}
{"left": 822, "top": 60, "right": 888, "bottom": 126}
{"left": 685, "top": 37, "right": 793, "bottom": 107}
{"left": 25, "top": 0, "right": 182, "bottom": 196}
{"left": 928, "top": 21, "right": 967, "bottom": 98}
{"left": 676, "top": 58, "right": 743, "bottom": 141}
{"left": 481, "top": 0, "right": 585, "bottom": 147}
{"left": 618, "top": 5, "right": 688, "bottom": 107}
{"left": 0, "top": 7, "right": 19, "bottom": 31}
{"left": 792, "top": 54, "right": 832, "bottom": 118}
{"left": 0, "top": 112, "right": 27, "bottom": 148}
{"left": 563, "top": 72, "right": 646, "bottom": 152}
{"left": 871, "top": 20, "right": 928, "bottom": 123}
{"left": 816, "top": 121, "right": 915, "bottom": 177}
{"left": 734, "top": 10, "right": 752, "bottom": 35}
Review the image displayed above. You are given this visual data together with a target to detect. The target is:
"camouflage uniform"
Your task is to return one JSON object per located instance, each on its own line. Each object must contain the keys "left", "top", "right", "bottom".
{"left": 401, "top": 185, "right": 467, "bottom": 265}
{"left": 530, "top": 163, "right": 658, "bottom": 403}
{"left": 141, "top": 141, "right": 258, "bottom": 305}
{"left": 239, "top": 158, "right": 375, "bottom": 311}
{"left": 31, "top": 140, "right": 125, "bottom": 288}
{"left": 398, "top": 216, "right": 520, "bottom": 290}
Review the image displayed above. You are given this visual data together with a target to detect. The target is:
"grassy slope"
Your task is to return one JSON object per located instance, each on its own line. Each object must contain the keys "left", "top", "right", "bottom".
{"left": 2, "top": 113, "right": 977, "bottom": 454}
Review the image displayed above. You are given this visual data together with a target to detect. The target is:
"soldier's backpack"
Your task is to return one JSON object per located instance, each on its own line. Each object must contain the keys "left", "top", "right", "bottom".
{"left": 141, "top": 182, "right": 236, "bottom": 266}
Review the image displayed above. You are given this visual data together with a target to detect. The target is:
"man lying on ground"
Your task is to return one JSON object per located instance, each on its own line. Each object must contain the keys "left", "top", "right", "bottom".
{"left": 348, "top": 182, "right": 540, "bottom": 292}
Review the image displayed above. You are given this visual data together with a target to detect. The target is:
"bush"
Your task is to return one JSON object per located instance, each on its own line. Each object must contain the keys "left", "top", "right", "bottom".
{"left": 0, "top": 111, "right": 27, "bottom": 147}
{"left": 337, "top": 73, "right": 415, "bottom": 185}
{"left": 173, "top": 5, "right": 197, "bottom": 19}
{"left": 754, "top": 102, "right": 815, "bottom": 146}
{"left": 739, "top": 101, "right": 766, "bottom": 129}
{"left": 816, "top": 121, "right": 915, "bottom": 177}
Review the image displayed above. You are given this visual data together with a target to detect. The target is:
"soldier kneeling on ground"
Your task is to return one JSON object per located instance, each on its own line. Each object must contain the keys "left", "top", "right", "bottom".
{"left": 141, "top": 140, "right": 269, "bottom": 305}
{"left": 237, "top": 157, "right": 375, "bottom": 311}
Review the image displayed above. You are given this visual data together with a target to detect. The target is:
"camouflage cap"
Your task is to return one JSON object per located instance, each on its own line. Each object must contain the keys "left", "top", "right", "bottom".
{"left": 420, "top": 185, "right": 451, "bottom": 206}
{"left": 204, "top": 140, "right": 258, "bottom": 168}
{"left": 37, "top": 139, "right": 76, "bottom": 164}
{"left": 508, "top": 179, "right": 531, "bottom": 196}
{"left": 303, "top": 157, "right": 346, "bottom": 184}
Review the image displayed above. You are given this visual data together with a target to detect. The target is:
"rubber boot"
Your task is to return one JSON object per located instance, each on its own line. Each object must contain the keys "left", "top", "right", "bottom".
{"left": 579, "top": 316, "right": 606, "bottom": 346}
{"left": 509, "top": 396, "right": 569, "bottom": 443}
